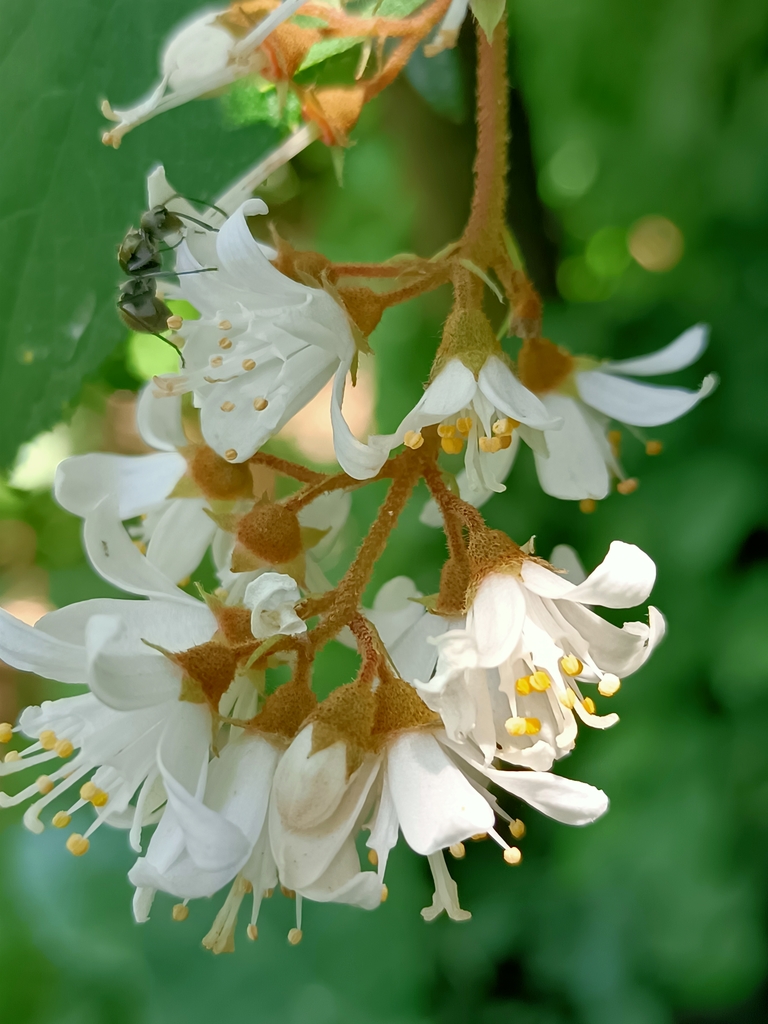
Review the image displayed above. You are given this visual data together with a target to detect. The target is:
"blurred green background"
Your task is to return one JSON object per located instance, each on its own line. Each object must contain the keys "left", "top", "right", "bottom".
{"left": 1, "top": 0, "right": 768, "bottom": 1021}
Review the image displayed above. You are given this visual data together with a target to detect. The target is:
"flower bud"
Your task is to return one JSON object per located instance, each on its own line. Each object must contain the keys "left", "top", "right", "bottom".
{"left": 188, "top": 445, "right": 254, "bottom": 501}
{"left": 236, "top": 500, "right": 303, "bottom": 565}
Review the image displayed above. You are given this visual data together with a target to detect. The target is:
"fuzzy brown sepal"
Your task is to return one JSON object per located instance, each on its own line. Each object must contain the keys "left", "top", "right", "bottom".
{"left": 184, "top": 445, "right": 255, "bottom": 502}
{"left": 261, "top": 22, "right": 322, "bottom": 81}
{"left": 236, "top": 498, "right": 303, "bottom": 565}
{"left": 249, "top": 679, "right": 318, "bottom": 742}
{"left": 516, "top": 337, "right": 574, "bottom": 394}
{"left": 435, "top": 555, "right": 471, "bottom": 616}
{"left": 172, "top": 640, "right": 239, "bottom": 710}
{"left": 372, "top": 672, "right": 440, "bottom": 740}
{"left": 301, "top": 85, "right": 366, "bottom": 147}
{"left": 431, "top": 308, "right": 501, "bottom": 380}
{"left": 307, "top": 680, "right": 376, "bottom": 778}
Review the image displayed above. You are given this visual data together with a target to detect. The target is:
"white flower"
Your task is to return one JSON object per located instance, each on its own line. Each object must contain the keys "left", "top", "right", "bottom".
{"left": 417, "top": 541, "right": 665, "bottom": 770}
{"left": 101, "top": 2, "right": 312, "bottom": 148}
{"left": 244, "top": 572, "right": 306, "bottom": 639}
{"left": 149, "top": 199, "right": 357, "bottom": 466}
{"left": 332, "top": 355, "right": 561, "bottom": 489}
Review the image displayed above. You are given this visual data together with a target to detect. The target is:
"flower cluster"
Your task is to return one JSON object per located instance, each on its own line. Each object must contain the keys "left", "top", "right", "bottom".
{"left": 0, "top": 0, "right": 716, "bottom": 952}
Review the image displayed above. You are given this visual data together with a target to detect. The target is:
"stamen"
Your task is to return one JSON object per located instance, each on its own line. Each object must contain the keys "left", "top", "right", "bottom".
{"left": 66, "top": 833, "right": 90, "bottom": 856}
{"left": 54, "top": 739, "right": 74, "bottom": 758}
{"left": 530, "top": 671, "right": 551, "bottom": 692}
{"left": 219, "top": 320, "right": 232, "bottom": 331}
{"left": 4, "top": 751, "right": 20, "bottom": 762}
{"left": 380, "top": 885, "right": 389, "bottom": 903}
{"left": 449, "top": 842, "right": 465, "bottom": 859}
{"left": 608, "top": 429, "right": 622, "bottom": 456}
{"left": 617, "top": 478, "right": 639, "bottom": 495}
{"left": 598, "top": 674, "right": 621, "bottom": 696}
{"left": 172, "top": 903, "right": 189, "bottom": 921}
{"left": 242, "top": 359, "right": 256, "bottom": 371}
{"left": 287, "top": 928, "right": 303, "bottom": 945}
{"left": 247, "top": 924, "right": 258, "bottom": 941}
{"left": 166, "top": 314, "right": 183, "bottom": 331}
{"left": 579, "top": 499, "right": 597, "bottom": 514}
{"left": 646, "top": 440, "right": 663, "bottom": 456}
{"left": 503, "top": 847, "right": 522, "bottom": 866}
{"left": 515, "top": 675, "right": 532, "bottom": 695}
{"left": 219, "top": 337, "right": 233, "bottom": 349}
{"left": 367, "top": 849, "right": 378, "bottom": 866}
{"left": 470, "top": 833, "right": 487, "bottom": 841}
{"left": 478, "top": 435, "right": 512, "bottom": 453}
{"left": 505, "top": 716, "right": 541, "bottom": 736}
{"left": 0, "top": 723, "right": 12, "bottom": 744}
{"left": 36, "top": 775, "right": 54, "bottom": 795}
{"left": 280, "top": 886, "right": 296, "bottom": 899}
{"left": 509, "top": 819, "right": 526, "bottom": 839}
{"left": 225, "top": 449, "right": 238, "bottom": 461}
{"left": 221, "top": 401, "right": 235, "bottom": 412}
{"left": 80, "top": 782, "right": 109, "bottom": 807}
{"left": 52, "top": 811, "right": 71, "bottom": 829}
{"left": 441, "top": 437, "right": 464, "bottom": 455}
{"left": 560, "top": 655, "right": 583, "bottom": 677}
{"left": 403, "top": 430, "right": 424, "bottom": 450}
{"left": 455, "top": 416, "right": 473, "bottom": 435}
{"left": 492, "top": 417, "right": 519, "bottom": 436}
{"left": 437, "top": 424, "right": 455, "bottom": 438}
{"left": 560, "top": 689, "right": 576, "bottom": 709}
{"left": 210, "top": 356, "right": 223, "bottom": 368}
{"left": 582, "top": 697, "right": 596, "bottom": 714}
{"left": 39, "top": 730, "right": 57, "bottom": 751}
{"left": 253, "top": 397, "right": 268, "bottom": 411}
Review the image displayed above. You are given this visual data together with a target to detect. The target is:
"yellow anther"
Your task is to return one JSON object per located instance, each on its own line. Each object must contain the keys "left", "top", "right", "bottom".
{"left": 287, "top": 928, "right": 303, "bottom": 946}
{"left": 172, "top": 903, "right": 189, "bottom": 921}
{"left": 166, "top": 314, "right": 183, "bottom": 331}
{"left": 264, "top": 888, "right": 274, "bottom": 898}
{"left": 645, "top": 440, "right": 663, "bottom": 455}
{"left": 449, "top": 842, "right": 466, "bottom": 859}
{"left": 579, "top": 499, "right": 597, "bottom": 514}
{"left": 367, "top": 849, "right": 378, "bottom": 866}
{"left": 280, "top": 886, "right": 296, "bottom": 900}
{"left": 509, "top": 819, "right": 526, "bottom": 840}
{"left": 441, "top": 436, "right": 464, "bottom": 455}
{"left": 253, "top": 397, "right": 268, "bottom": 411}
{"left": 530, "top": 671, "right": 551, "bottom": 692}
{"left": 471, "top": 833, "right": 487, "bottom": 842}
{"left": 492, "top": 417, "right": 519, "bottom": 436}
{"left": 247, "top": 924, "right": 258, "bottom": 941}
{"left": 242, "top": 358, "right": 256, "bottom": 371}
{"left": 598, "top": 674, "right": 621, "bottom": 697}
{"left": 524, "top": 718, "right": 541, "bottom": 735}
{"left": 242, "top": 880, "right": 253, "bottom": 894}
{"left": 39, "top": 730, "right": 57, "bottom": 750}
{"left": 437, "top": 424, "right": 456, "bottom": 438}
{"left": 560, "top": 655, "right": 583, "bottom": 677}
{"left": 91, "top": 789, "right": 109, "bottom": 808}
{"left": 220, "top": 401, "right": 235, "bottom": 412}
{"left": 36, "top": 775, "right": 54, "bottom": 795}
{"left": 617, "top": 478, "right": 639, "bottom": 495}
{"left": 133, "top": 540, "right": 147, "bottom": 555}
{"left": 210, "top": 355, "right": 223, "bottom": 368}
{"left": 582, "top": 697, "right": 597, "bottom": 715}
{"left": 478, "top": 435, "right": 502, "bottom": 453}
{"left": 403, "top": 430, "right": 424, "bottom": 450}
{"left": 0, "top": 723, "right": 13, "bottom": 744}
{"left": 225, "top": 449, "right": 238, "bottom": 461}
{"left": 560, "top": 688, "right": 576, "bottom": 709}
{"left": 52, "top": 811, "right": 71, "bottom": 829}
{"left": 380, "top": 885, "right": 389, "bottom": 903}
{"left": 66, "top": 833, "right": 90, "bottom": 857}
{"left": 177, "top": 576, "right": 190, "bottom": 588}
{"left": 515, "top": 676, "right": 532, "bottom": 695}
{"left": 218, "top": 336, "right": 233, "bottom": 349}
{"left": 54, "top": 739, "right": 74, "bottom": 758}
{"left": 4, "top": 750, "right": 21, "bottom": 762}
{"left": 218, "top": 320, "right": 233, "bottom": 331}
{"left": 505, "top": 716, "right": 527, "bottom": 736}
{"left": 455, "top": 416, "right": 473, "bottom": 436}
{"left": 608, "top": 429, "right": 622, "bottom": 456}
{"left": 503, "top": 847, "right": 522, "bottom": 866}
{"left": 80, "top": 781, "right": 98, "bottom": 802}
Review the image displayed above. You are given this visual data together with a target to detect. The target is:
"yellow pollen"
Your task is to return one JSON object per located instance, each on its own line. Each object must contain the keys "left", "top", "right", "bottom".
{"left": 515, "top": 676, "right": 532, "bottom": 695}
{"left": 287, "top": 928, "right": 303, "bottom": 946}
{"left": 582, "top": 697, "right": 597, "bottom": 715}
{"left": 560, "top": 655, "right": 583, "bottom": 677}
{"left": 264, "top": 888, "right": 274, "bottom": 898}
{"left": 579, "top": 499, "right": 597, "bottom": 514}
{"left": 55, "top": 739, "right": 74, "bottom": 758}
{"left": 598, "top": 674, "right": 621, "bottom": 697}
{"left": 471, "top": 833, "right": 487, "bottom": 842}
{"left": 617, "top": 478, "right": 639, "bottom": 495}
{"left": 525, "top": 717, "right": 541, "bottom": 735}
{"left": 253, "top": 397, "right": 268, "bottom": 411}
{"left": 437, "top": 424, "right": 456, "bottom": 438}
{"left": 39, "top": 730, "right": 57, "bottom": 750}
{"left": 478, "top": 435, "right": 501, "bottom": 453}
{"left": 560, "top": 689, "right": 576, "bottom": 709}
{"left": 66, "top": 834, "right": 90, "bottom": 857}
{"left": 210, "top": 356, "right": 223, "bottom": 368}
{"left": 367, "top": 849, "right": 378, "bottom": 866}
{"left": 177, "top": 576, "right": 190, "bottom": 588}
{"left": 281, "top": 886, "right": 296, "bottom": 900}
{"left": 52, "top": 811, "right": 71, "bottom": 829}
{"left": 505, "top": 716, "right": 527, "bottom": 736}
{"left": 166, "top": 314, "right": 183, "bottom": 331}
{"left": 218, "top": 336, "right": 233, "bottom": 349}
{"left": 441, "top": 436, "right": 464, "bottom": 455}
{"left": 247, "top": 924, "right": 258, "bottom": 941}
{"left": 530, "top": 671, "right": 551, "bottom": 692}
{"left": 509, "top": 819, "right": 526, "bottom": 839}
{"left": 0, "top": 723, "right": 12, "bottom": 744}
{"left": 82, "top": 783, "right": 109, "bottom": 807}
{"left": 242, "top": 358, "right": 256, "bottom": 371}
{"left": 225, "top": 449, "right": 238, "bottom": 461}
{"left": 218, "top": 320, "right": 232, "bottom": 331}
{"left": 455, "top": 416, "right": 473, "bottom": 436}
{"left": 92, "top": 789, "right": 109, "bottom": 807}
{"left": 380, "top": 885, "right": 389, "bottom": 903}
{"left": 492, "top": 417, "right": 519, "bottom": 436}
{"left": 242, "top": 880, "right": 253, "bottom": 894}
{"left": 403, "top": 430, "right": 424, "bottom": 450}
{"left": 36, "top": 775, "right": 54, "bottom": 795}
{"left": 4, "top": 750, "right": 21, "bottom": 762}
{"left": 646, "top": 440, "right": 663, "bottom": 456}
{"left": 503, "top": 847, "right": 523, "bottom": 866}
{"left": 449, "top": 842, "right": 466, "bottom": 859}
{"left": 221, "top": 401, "right": 235, "bottom": 412}
{"left": 133, "top": 540, "right": 147, "bottom": 555}
{"left": 172, "top": 904, "right": 189, "bottom": 921}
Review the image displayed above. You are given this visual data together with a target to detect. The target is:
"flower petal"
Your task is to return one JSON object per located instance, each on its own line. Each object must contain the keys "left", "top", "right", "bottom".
{"left": 604, "top": 324, "right": 709, "bottom": 377}
{"left": 467, "top": 573, "right": 526, "bottom": 668}
{"left": 521, "top": 541, "right": 656, "bottom": 609}
{"left": 533, "top": 395, "right": 611, "bottom": 500}
{"left": 85, "top": 615, "right": 180, "bottom": 711}
{"left": 55, "top": 451, "right": 186, "bottom": 521}
{"left": 478, "top": 356, "right": 562, "bottom": 429}
{"left": 331, "top": 359, "right": 395, "bottom": 480}
{"left": 136, "top": 385, "right": 188, "bottom": 451}
{"left": 576, "top": 370, "right": 717, "bottom": 427}
{"left": 146, "top": 499, "right": 215, "bottom": 584}
{"left": 475, "top": 762, "right": 609, "bottom": 825}
{"left": 0, "top": 608, "right": 85, "bottom": 683}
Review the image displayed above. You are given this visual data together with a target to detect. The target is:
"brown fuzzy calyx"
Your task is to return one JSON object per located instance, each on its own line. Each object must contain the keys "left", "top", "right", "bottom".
{"left": 308, "top": 680, "right": 376, "bottom": 777}
{"left": 431, "top": 308, "right": 501, "bottom": 379}
{"left": 250, "top": 679, "right": 317, "bottom": 741}
{"left": 467, "top": 528, "right": 524, "bottom": 592}
{"left": 236, "top": 499, "right": 303, "bottom": 565}
{"left": 211, "top": 603, "right": 255, "bottom": 648}
{"left": 337, "top": 286, "right": 386, "bottom": 338}
{"left": 261, "top": 22, "right": 321, "bottom": 80}
{"left": 271, "top": 236, "right": 333, "bottom": 286}
{"left": 303, "top": 86, "right": 366, "bottom": 147}
{"left": 187, "top": 445, "right": 254, "bottom": 501}
{"left": 372, "top": 674, "right": 439, "bottom": 739}
{"left": 173, "top": 640, "right": 239, "bottom": 709}
{"left": 436, "top": 555, "right": 471, "bottom": 616}
{"left": 217, "top": 0, "right": 276, "bottom": 35}
{"left": 516, "top": 337, "right": 574, "bottom": 394}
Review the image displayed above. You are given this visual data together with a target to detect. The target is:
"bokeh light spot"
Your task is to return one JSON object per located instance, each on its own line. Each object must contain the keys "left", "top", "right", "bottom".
{"left": 628, "top": 215, "right": 684, "bottom": 272}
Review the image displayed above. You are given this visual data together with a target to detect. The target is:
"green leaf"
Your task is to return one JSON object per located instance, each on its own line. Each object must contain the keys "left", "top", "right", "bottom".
{"left": 0, "top": 0, "right": 280, "bottom": 469}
